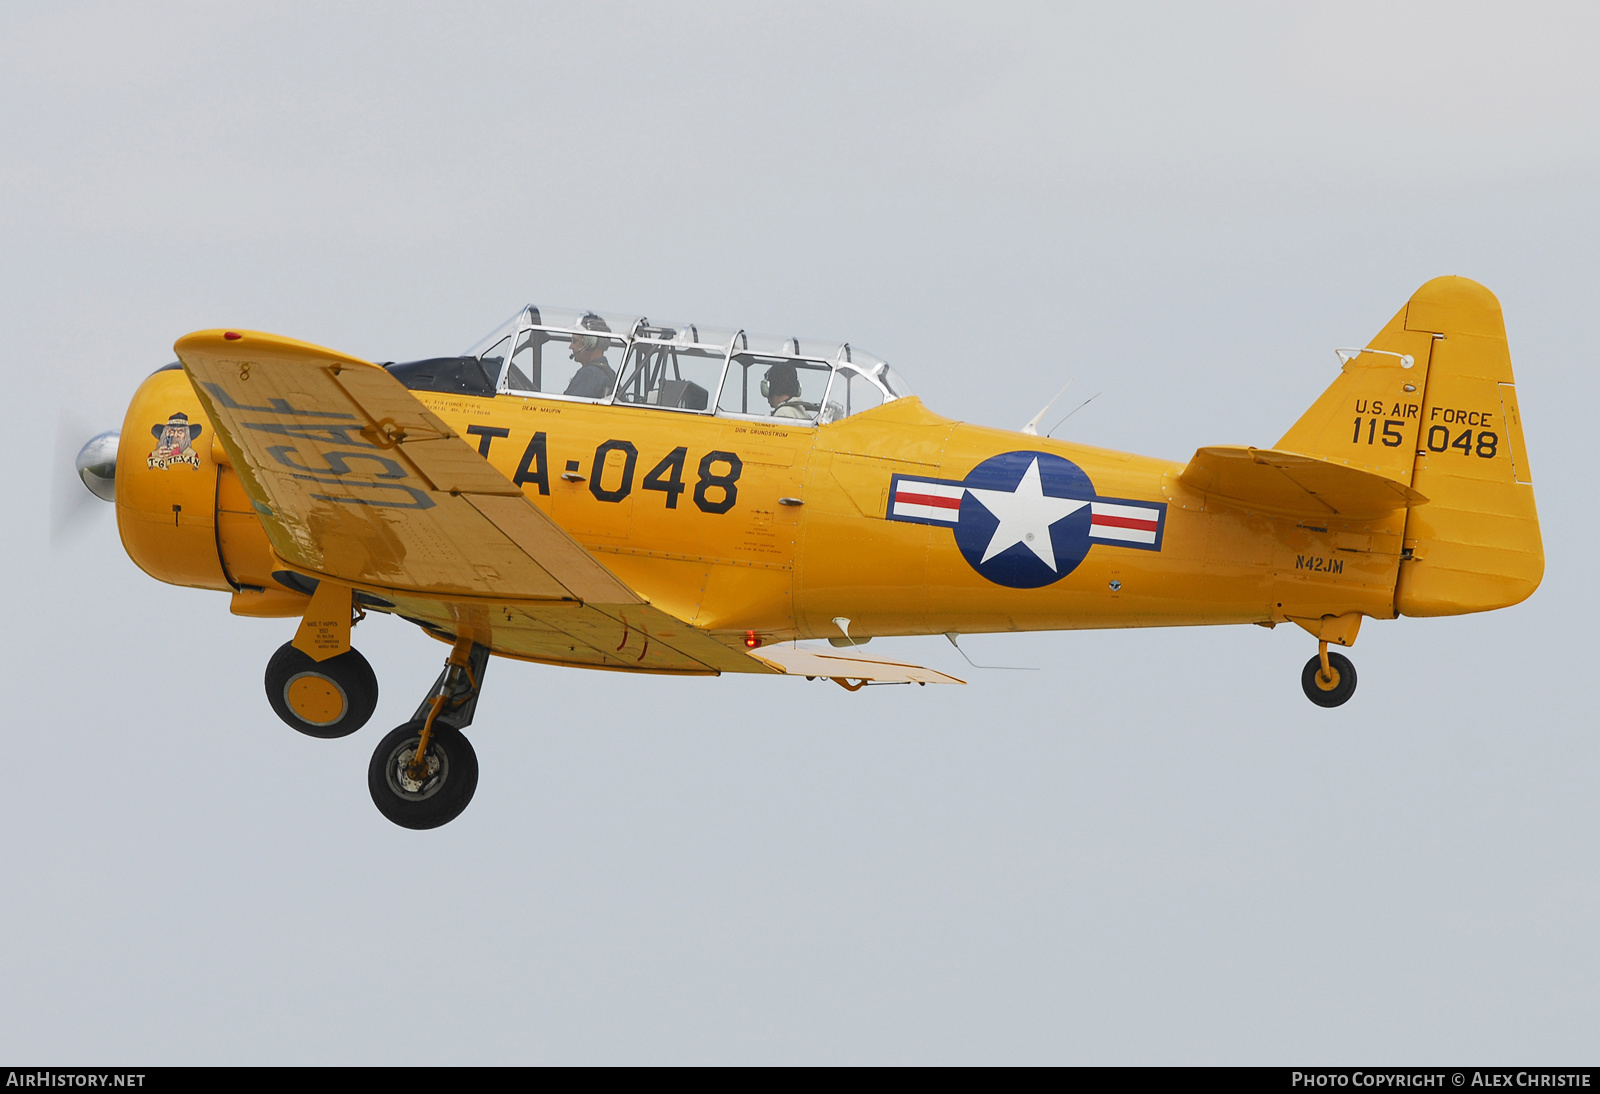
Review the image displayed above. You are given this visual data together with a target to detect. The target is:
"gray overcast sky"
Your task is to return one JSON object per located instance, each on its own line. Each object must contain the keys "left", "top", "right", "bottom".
{"left": 4, "top": 1, "right": 1597, "bottom": 1064}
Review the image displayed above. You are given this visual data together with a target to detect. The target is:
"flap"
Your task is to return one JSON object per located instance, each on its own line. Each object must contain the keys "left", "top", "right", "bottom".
{"left": 379, "top": 592, "right": 780, "bottom": 675}
{"left": 1179, "top": 446, "right": 1428, "bottom": 520}
{"left": 749, "top": 645, "right": 965, "bottom": 685}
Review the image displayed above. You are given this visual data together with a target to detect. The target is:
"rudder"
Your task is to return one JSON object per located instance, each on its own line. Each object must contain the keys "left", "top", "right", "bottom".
{"left": 1391, "top": 277, "right": 1542, "bottom": 616}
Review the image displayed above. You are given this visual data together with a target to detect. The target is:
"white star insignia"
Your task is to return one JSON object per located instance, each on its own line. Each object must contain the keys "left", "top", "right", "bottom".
{"left": 964, "top": 457, "right": 1088, "bottom": 572}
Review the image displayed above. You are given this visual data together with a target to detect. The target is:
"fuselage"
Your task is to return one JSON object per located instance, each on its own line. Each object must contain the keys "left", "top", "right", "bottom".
{"left": 115, "top": 361, "right": 1398, "bottom": 650}
{"left": 399, "top": 386, "right": 1397, "bottom": 643}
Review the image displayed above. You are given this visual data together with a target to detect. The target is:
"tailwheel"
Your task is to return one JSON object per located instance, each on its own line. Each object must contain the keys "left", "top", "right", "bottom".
{"left": 368, "top": 721, "right": 479, "bottom": 830}
{"left": 264, "top": 642, "right": 378, "bottom": 738}
{"left": 1301, "top": 644, "right": 1357, "bottom": 708}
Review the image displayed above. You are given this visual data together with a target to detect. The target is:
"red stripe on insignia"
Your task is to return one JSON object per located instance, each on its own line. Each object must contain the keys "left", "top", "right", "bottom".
{"left": 897, "top": 491, "right": 962, "bottom": 510}
{"left": 1092, "top": 514, "right": 1158, "bottom": 531}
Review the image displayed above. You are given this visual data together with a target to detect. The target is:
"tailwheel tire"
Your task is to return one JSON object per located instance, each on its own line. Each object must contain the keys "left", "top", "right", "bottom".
{"left": 368, "top": 721, "right": 479, "bottom": 830}
{"left": 1301, "top": 651, "right": 1357, "bottom": 708}
{"left": 265, "top": 642, "right": 378, "bottom": 738}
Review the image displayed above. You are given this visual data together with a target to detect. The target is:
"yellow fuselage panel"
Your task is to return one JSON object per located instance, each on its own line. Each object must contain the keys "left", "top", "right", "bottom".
{"left": 409, "top": 391, "right": 1400, "bottom": 641}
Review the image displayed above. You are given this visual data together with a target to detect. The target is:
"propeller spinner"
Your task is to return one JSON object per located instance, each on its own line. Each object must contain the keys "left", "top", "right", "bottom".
{"left": 75, "top": 431, "right": 119, "bottom": 502}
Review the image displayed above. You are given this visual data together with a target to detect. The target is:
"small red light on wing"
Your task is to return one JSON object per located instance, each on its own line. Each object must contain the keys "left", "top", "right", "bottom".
{"left": 223, "top": 331, "right": 242, "bottom": 340}
{"left": 744, "top": 631, "right": 762, "bottom": 649}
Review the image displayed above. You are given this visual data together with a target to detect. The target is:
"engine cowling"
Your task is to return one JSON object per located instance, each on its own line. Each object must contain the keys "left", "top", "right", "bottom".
{"left": 116, "top": 366, "right": 309, "bottom": 616}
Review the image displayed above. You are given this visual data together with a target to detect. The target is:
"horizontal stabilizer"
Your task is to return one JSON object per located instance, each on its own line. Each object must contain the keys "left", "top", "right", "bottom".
{"left": 749, "top": 645, "right": 965, "bottom": 685}
{"left": 1179, "top": 446, "right": 1428, "bottom": 521}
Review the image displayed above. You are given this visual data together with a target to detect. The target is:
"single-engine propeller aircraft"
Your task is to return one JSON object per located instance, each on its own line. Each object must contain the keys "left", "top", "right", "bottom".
{"left": 74, "top": 276, "right": 1542, "bottom": 828}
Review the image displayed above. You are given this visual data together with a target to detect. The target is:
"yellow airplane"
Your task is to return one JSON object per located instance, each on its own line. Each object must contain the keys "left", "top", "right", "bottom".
{"left": 74, "top": 276, "right": 1541, "bottom": 829}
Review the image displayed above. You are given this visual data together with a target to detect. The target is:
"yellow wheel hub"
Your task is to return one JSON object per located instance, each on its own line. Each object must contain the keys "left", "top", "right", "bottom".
{"left": 285, "top": 672, "right": 349, "bottom": 726}
{"left": 1315, "top": 667, "right": 1341, "bottom": 691}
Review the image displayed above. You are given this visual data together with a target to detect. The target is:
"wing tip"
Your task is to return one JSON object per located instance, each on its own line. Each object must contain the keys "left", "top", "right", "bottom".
{"left": 174, "top": 328, "right": 377, "bottom": 369}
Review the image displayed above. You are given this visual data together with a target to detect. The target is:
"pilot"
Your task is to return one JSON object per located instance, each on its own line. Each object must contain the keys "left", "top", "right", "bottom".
{"left": 563, "top": 314, "right": 616, "bottom": 399}
{"left": 764, "top": 364, "right": 810, "bottom": 419}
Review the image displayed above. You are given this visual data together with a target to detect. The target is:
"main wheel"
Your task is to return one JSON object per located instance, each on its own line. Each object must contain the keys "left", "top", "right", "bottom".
{"left": 368, "top": 721, "right": 479, "bottom": 830}
{"left": 1301, "top": 651, "right": 1357, "bottom": 707}
{"left": 265, "top": 642, "right": 379, "bottom": 738}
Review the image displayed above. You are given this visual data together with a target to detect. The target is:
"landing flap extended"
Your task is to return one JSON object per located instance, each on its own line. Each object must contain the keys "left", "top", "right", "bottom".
{"left": 1179, "top": 446, "right": 1428, "bottom": 521}
{"left": 749, "top": 645, "right": 965, "bottom": 685}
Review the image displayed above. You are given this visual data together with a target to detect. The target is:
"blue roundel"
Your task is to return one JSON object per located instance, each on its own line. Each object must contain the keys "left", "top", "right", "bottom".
{"left": 952, "top": 451, "right": 1096, "bottom": 589}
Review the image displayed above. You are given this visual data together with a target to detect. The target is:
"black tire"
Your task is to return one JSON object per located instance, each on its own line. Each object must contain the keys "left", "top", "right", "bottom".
{"left": 264, "top": 642, "right": 379, "bottom": 738}
{"left": 1301, "top": 651, "right": 1357, "bottom": 707}
{"left": 367, "top": 721, "right": 479, "bottom": 830}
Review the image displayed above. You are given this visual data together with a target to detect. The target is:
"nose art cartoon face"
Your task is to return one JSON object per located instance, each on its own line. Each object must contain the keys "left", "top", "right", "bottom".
{"left": 147, "top": 412, "right": 204, "bottom": 470}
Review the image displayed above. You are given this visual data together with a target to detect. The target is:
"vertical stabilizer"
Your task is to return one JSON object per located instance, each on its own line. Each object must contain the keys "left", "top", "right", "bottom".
{"left": 1275, "top": 277, "right": 1541, "bottom": 617}
{"left": 1276, "top": 303, "right": 1436, "bottom": 482}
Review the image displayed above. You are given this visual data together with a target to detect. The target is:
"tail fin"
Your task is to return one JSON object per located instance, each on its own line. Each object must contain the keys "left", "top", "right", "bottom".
{"left": 1278, "top": 277, "right": 1542, "bottom": 616}
{"left": 1276, "top": 295, "right": 1436, "bottom": 481}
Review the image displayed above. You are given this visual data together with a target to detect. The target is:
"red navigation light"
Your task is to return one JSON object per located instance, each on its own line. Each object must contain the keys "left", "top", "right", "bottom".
{"left": 223, "top": 331, "right": 242, "bottom": 340}
{"left": 744, "top": 631, "right": 762, "bottom": 649}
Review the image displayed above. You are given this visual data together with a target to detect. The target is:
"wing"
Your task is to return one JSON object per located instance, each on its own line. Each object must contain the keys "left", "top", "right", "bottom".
{"left": 1179, "top": 445, "right": 1428, "bottom": 521}
{"left": 181, "top": 328, "right": 964, "bottom": 685}
{"left": 178, "top": 328, "right": 773, "bottom": 675}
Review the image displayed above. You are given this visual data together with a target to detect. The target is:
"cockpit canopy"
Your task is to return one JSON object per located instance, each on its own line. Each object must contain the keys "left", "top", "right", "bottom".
{"left": 431, "top": 305, "right": 910, "bottom": 425}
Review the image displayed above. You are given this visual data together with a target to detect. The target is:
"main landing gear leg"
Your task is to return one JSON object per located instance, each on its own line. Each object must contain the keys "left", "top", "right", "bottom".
{"left": 368, "top": 637, "right": 489, "bottom": 830}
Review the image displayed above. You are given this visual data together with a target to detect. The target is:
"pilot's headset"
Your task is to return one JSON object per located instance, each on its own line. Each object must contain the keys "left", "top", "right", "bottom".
{"left": 573, "top": 312, "right": 611, "bottom": 355}
{"left": 761, "top": 363, "right": 800, "bottom": 400}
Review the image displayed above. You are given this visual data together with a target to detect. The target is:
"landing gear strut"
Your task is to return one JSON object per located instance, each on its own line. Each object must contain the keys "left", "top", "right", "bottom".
{"left": 368, "top": 638, "right": 489, "bottom": 830}
{"left": 1301, "top": 641, "right": 1357, "bottom": 707}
